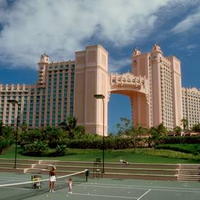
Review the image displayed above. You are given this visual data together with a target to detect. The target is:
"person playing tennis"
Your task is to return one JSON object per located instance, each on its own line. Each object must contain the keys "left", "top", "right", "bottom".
{"left": 49, "top": 166, "right": 56, "bottom": 192}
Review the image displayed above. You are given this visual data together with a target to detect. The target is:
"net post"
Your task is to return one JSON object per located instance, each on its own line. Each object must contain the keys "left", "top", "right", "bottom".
{"left": 85, "top": 169, "right": 90, "bottom": 182}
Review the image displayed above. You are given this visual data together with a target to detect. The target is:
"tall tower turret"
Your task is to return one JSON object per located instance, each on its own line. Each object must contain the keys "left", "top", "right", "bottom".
{"left": 74, "top": 45, "right": 108, "bottom": 136}
{"left": 37, "top": 53, "right": 50, "bottom": 87}
{"left": 150, "top": 44, "right": 164, "bottom": 126}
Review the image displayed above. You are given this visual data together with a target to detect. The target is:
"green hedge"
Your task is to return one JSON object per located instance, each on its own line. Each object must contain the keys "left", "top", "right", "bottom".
{"left": 67, "top": 136, "right": 200, "bottom": 150}
{"left": 18, "top": 135, "right": 200, "bottom": 157}
{"left": 68, "top": 137, "right": 136, "bottom": 149}
{"left": 158, "top": 136, "right": 200, "bottom": 144}
{"left": 155, "top": 143, "right": 200, "bottom": 155}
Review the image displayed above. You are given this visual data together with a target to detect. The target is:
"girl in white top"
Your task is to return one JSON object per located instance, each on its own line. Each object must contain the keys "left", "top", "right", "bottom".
{"left": 67, "top": 178, "right": 73, "bottom": 194}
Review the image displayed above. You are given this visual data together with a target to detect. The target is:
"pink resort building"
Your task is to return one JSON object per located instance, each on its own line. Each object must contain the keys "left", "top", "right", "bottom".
{"left": 0, "top": 44, "right": 200, "bottom": 135}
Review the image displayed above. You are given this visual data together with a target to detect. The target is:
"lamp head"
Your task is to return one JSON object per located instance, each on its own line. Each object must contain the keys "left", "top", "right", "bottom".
{"left": 94, "top": 94, "right": 105, "bottom": 99}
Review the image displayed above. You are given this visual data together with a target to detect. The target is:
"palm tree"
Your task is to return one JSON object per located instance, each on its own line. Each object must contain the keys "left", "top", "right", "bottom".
{"left": 192, "top": 123, "right": 200, "bottom": 132}
{"left": 0, "top": 121, "right": 14, "bottom": 151}
{"left": 157, "top": 123, "right": 168, "bottom": 136}
{"left": 174, "top": 126, "right": 182, "bottom": 136}
{"left": 116, "top": 117, "right": 132, "bottom": 136}
{"left": 181, "top": 118, "right": 189, "bottom": 131}
{"left": 60, "top": 116, "right": 85, "bottom": 139}
{"left": 18, "top": 122, "right": 29, "bottom": 144}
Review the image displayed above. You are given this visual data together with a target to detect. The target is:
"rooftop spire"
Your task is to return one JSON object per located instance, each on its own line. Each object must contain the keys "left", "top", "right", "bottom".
{"left": 39, "top": 53, "right": 50, "bottom": 63}
{"left": 151, "top": 44, "right": 163, "bottom": 54}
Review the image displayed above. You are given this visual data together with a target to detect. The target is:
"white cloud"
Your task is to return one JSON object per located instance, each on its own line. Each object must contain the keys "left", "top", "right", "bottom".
{"left": 185, "top": 44, "right": 200, "bottom": 56}
{"left": 0, "top": 0, "right": 195, "bottom": 71}
{"left": 109, "top": 57, "right": 131, "bottom": 73}
{"left": 186, "top": 44, "right": 199, "bottom": 50}
{"left": 171, "top": 8, "right": 200, "bottom": 34}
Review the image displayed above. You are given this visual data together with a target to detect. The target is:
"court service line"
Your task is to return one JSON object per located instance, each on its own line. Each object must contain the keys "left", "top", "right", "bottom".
{"left": 81, "top": 184, "right": 200, "bottom": 194}
{"left": 79, "top": 184, "right": 147, "bottom": 191}
{"left": 86, "top": 184, "right": 200, "bottom": 196}
{"left": 83, "top": 183, "right": 200, "bottom": 192}
{"left": 0, "top": 180, "right": 16, "bottom": 184}
{"left": 71, "top": 192, "right": 138, "bottom": 199}
{"left": 0, "top": 176, "right": 30, "bottom": 182}
{"left": 1, "top": 186, "right": 33, "bottom": 191}
{"left": 137, "top": 189, "right": 151, "bottom": 200}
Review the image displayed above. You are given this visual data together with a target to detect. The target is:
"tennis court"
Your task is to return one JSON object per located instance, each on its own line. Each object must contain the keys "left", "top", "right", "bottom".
{"left": 0, "top": 171, "right": 200, "bottom": 200}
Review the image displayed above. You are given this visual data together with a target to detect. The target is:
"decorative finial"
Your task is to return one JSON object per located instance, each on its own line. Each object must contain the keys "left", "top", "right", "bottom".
{"left": 133, "top": 48, "right": 141, "bottom": 55}
{"left": 152, "top": 44, "right": 163, "bottom": 54}
{"left": 39, "top": 53, "right": 50, "bottom": 63}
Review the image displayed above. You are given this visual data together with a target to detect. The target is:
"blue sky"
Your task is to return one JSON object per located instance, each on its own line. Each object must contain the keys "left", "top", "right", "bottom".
{"left": 0, "top": 0, "right": 200, "bottom": 133}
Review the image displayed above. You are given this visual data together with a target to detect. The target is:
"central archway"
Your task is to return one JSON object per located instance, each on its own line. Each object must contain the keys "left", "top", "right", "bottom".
{"left": 109, "top": 72, "right": 149, "bottom": 129}
{"left": 108, "top": 94, "right": 132, "bottom": 134}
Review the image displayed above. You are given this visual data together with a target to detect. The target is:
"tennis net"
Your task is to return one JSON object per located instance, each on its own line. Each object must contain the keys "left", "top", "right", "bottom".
{"left": 0, "top": 169, "right": 88, "bottom": 200}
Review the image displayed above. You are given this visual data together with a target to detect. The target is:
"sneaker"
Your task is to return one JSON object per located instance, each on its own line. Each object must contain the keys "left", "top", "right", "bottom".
{"left": 68, "top": 191, "right": 72, "bottom": 194}
{"left": 52, "top": 190, "right": 55, "bottom": 193}
{"left": 49, "top": 189, "right": 52, "bottom": 192}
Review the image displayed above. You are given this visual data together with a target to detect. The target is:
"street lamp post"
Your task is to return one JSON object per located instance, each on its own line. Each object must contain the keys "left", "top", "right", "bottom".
{"left": 94, "top": 94, "right": 105, "bottom": 173}
{"left": 8, "top": 100, "right": 19, "bottom": 169}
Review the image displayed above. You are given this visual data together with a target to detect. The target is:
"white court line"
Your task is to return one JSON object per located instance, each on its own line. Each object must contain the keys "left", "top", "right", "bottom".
{"left": 81, "top": 184, "right": 200, "bottom": 194}
{"left": 79, "top": 184, "right": 147, "bottom": 191}
{"left": 0, "top": 176, "right": 28, "bottom": 180}
{"left": 0, "top": 179, "right": 15, "bottom": 184}
{"left": 0, "top": 186, "right": 33, "bottom": 191}
{"left": 71, "top": 192, "right": 138, "bottom": 199}
{"left": 82, "top": 182, "right": 200, "bottom": 193}
{"left": 0, "top": 179, "right": 31, "bottom": 185}
{"left": 137, "top": 189, "right": 151, "bottom": 200}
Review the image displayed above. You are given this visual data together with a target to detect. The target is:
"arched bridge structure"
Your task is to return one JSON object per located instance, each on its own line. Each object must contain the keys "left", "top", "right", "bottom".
{"left": 109, "top": 72, "right": 150, "bottom": 128}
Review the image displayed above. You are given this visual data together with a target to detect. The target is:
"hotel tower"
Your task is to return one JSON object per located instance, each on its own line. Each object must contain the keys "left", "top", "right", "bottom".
{"left": 0, "top": 44, "right": 199, "bottom": 135}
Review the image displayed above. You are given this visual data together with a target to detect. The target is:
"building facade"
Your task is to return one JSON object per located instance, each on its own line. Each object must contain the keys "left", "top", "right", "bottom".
{"left": 132, "top": 44, "right": 182, "bottom": 130}
{"left": 0, "top": 44, "right": 199, "bottom": 135}
{"left": 182, "top": 87, "right": 200, "bottom": 129}
{"left": 0, "top": 54, "right": 75, "bottom": 128}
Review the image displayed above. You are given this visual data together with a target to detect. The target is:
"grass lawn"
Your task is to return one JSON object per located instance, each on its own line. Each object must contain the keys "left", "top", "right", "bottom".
{"left": 1, "top": 145, "right": 200, "bottom": 164}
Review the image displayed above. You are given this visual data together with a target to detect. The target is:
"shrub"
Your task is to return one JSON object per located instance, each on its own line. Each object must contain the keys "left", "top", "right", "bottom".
{"left": 0, "top": 139, "right": 10, "bottom": 151}
{"left": 22, "top": 141, "right": 49, "bottom": 156}
{"left": 155, "top": 143, "right": 200, "bottom": 155}
{"left": 47, "top": 145, "right": 68, "bottom": 156}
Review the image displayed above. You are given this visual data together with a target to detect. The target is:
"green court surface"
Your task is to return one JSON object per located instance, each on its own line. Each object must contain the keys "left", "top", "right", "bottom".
{"left": 0, "top": 172, "right": 200, "bottom": 200}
